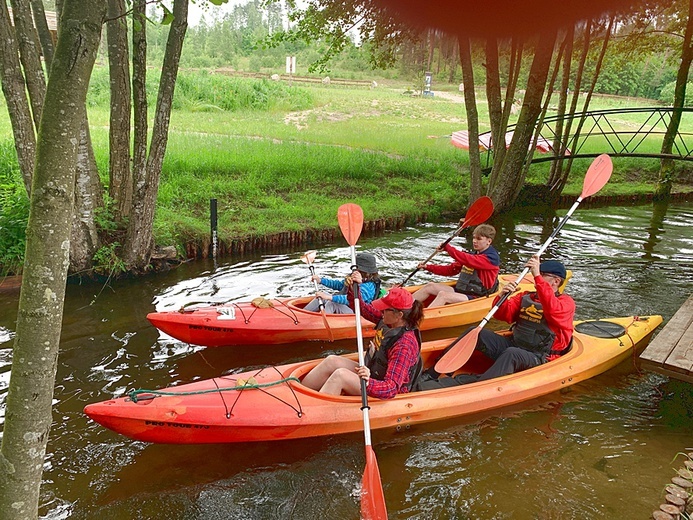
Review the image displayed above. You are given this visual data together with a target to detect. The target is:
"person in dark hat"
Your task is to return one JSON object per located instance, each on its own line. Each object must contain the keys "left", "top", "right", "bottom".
{"left": 304, "top": 252, "right": 381, "bottom": 314}
{"left": 302, "top": 285, "right": 424, "bottom": 398}
{"left": 419, "top": 255, "right": 575, "bottom": 389}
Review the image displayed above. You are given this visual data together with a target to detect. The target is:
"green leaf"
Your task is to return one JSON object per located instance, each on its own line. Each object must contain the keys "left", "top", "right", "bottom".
{"left": 161, "top": 5, "right": 174, "bottom": 25}
{"left": 208, "top": 0, "right": 228, "bottom": 5}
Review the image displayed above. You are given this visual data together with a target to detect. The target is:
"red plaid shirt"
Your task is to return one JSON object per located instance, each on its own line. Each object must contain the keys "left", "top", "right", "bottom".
{"left": 359, "top": 301, "right": 420, "bottom": 399}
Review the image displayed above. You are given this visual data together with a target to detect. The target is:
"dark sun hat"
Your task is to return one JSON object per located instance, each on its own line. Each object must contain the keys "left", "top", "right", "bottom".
{"left": 540, "top": 260, "right": 567, "bottom": 280}
{"left": 355, "top": 253, "right": 378, "bottom": 274}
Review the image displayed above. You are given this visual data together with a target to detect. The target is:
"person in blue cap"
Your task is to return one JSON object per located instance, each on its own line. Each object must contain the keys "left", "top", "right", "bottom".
{"left": 418, "top": 255, "right": 575, "bottom": 389}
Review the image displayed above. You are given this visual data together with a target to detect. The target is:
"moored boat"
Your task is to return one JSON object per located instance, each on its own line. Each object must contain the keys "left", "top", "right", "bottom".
{"left": 84, "top": 315, "right": 663, "bottom": 444}
{"left": 147, "top": 274, "right": 532, "bottom": 346}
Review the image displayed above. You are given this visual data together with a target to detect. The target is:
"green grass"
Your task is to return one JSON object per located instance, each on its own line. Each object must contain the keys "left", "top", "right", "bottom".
{"left": 1, "top": 71, "right": 691, "bottom": 274}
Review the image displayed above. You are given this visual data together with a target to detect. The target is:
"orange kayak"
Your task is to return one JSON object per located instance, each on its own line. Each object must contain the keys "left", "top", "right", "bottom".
{"left": 147, "top": 274, "right": 533, "bottom": 346}
{"left": 84, "top": 315, "right": 662, "bottom": 444}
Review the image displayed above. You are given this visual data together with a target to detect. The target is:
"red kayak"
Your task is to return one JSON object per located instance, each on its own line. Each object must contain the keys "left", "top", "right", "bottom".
{"left": 147, "top": 274, "right": 533, "bottom": 346}
{"left": 84, "top": 315, "right": 663, "bottom": 444}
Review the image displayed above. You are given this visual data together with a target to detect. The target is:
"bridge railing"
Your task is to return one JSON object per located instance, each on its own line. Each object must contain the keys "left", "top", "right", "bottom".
{"left": 480, "top": 107, "right": 693, "bottom": 172}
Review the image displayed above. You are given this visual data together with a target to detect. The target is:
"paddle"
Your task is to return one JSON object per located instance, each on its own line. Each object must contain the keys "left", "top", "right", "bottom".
{"left": 337, "top": 203, "right": 388, "bottom": 520}
{"left": 400, "top": 196, "right": 494, "bottom": 286}
{"left": 434, "top": 154, "right": 613, "bottom": 374}
{"left": 300, "top": 250, "right": 335, "bottom": 342}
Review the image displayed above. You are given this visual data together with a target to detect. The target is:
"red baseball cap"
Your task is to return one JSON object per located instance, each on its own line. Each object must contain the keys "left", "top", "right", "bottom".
{"left": 371, "top": 287, "right": 414, "bottom": 311}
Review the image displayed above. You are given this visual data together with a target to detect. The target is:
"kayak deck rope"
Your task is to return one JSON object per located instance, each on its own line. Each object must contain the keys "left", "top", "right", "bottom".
{"left": 127, "top": 375, "right": 300, "bottom": 401}
{"left": 127, "top": 370, "right": 305, "bottom": 419}
{"left": 218, "top": 365, "right": 304, "bottom": 419}
{"left": 235, "top": 299, "right": 300, "bottom": 325}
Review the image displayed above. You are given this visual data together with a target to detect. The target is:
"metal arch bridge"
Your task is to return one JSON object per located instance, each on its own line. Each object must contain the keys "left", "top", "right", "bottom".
{"left": 476, "top": 106, "right": 693, "bottom": 172}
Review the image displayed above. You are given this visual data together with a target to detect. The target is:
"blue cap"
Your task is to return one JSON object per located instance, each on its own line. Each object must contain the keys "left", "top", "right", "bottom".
{"left": 540, "top": 260, "right": 566, "bottom": 279}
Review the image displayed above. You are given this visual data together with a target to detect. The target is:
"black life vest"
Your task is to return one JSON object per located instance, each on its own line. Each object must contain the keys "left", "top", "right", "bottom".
{"left": 454, "top": 265, "right": 498, "bottom": 297}
{"left": 365, "top": 323, "right": 423, "bottom": 392}
{"left": 512, "top": 293, "right": 556, "bottom": 358}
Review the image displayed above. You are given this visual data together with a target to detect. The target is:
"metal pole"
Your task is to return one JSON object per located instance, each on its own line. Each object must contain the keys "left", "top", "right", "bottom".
{"left": 210, "top": 198, "right": 218, "bottom": 264}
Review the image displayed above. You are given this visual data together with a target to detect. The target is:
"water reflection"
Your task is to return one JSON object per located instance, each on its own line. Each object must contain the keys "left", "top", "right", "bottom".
{"left": 0, "top": 202, "right": 692, "bottom": 519}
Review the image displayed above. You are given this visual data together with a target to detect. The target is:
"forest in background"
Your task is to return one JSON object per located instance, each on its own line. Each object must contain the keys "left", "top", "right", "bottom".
{"left": 141, "top": 0, "right": 682, "bottom": 103}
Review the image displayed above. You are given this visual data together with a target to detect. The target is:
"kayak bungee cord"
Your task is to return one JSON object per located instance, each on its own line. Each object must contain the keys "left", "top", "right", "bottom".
{"left": 230, "top": 299, "right": 301, "bottom": 325}
{"left": 126, "top": 371, "right": 305, "bottom": 419}
{"left": 127, "top": 376, "right": 300, "bottom": 402}
{"left": 219, "top": 366, "right": 304, "bottom": 419}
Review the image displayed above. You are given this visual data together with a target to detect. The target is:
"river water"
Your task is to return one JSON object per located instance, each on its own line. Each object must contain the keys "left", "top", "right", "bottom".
{"left": 1, "top": 201, "right": 692, "bottom": 519}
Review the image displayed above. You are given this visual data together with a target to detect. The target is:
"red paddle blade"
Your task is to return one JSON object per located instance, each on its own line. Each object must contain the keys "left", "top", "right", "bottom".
{"left": 580, "top": 154, "right": 613, "bottom": 199}
{"left": 361, "top": 446, "right": 388, "bottom": 520}
{"left": 434, "top": 327, "right": 481, "bottom": 374}
{"left": 461, "top": 196, "right": 494, "bottom": 229}
{"left": 338, "top": 203, "right": 364, "bottom": 246}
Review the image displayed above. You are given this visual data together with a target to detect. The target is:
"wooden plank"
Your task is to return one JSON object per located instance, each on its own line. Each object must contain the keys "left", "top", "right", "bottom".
{"left": 640, "top": 295, "right": 693, "bottom": 365}
{"left": 666, "top": 323, "right": 693, "bottom": 373}
{"left": 640, "top": 362, "right": 693, "bottom": 384}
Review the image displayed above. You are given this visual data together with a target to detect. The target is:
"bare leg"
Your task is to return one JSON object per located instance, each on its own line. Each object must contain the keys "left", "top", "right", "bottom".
{"left": 412, "top": 282, "right": 455, "bottom": 303}
{"left": 320, "top": 367, "right": 363, "bottom": 396}
{"left": 301, "top": 355, "right": 358, "bottom": 390}
{"left": 428, "top": 290, "right": 470, "bottom": 308}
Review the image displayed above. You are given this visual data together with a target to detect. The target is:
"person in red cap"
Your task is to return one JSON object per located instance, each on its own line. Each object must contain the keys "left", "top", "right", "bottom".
{"left": 302, "top": 280, "right": 424, "bottom": 399}
{"left": 419, "top": 255, "right": 575, "bottom": 389}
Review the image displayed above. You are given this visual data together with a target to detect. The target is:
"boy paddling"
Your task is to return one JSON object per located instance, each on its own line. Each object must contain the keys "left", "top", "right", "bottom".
{"left": 412, "top": 224, "right": 500, "bottom": 307}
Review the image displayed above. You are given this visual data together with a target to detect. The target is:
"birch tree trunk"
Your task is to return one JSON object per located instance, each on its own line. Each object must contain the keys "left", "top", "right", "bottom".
{"left": 9, "top": 0, "right": 46, "bottom": 128}
{"left": 487, "top": 38, "right": 522, "bottom": 190}
{"left": 547, "top": 24, "right": 574, "bottom": 189}
{"left": 485, "top": 38, "right": 504, "bottom": 162}
{"left": 107, "top": 0, "right": 132, "bottom": 221}
{"left": 70, "top": 121, "right": 103, "bottom": 274}
{"left": 0, "top": 1, "right": 35, "bottom": 194}
{"left": 124, "top": 0, "right": 189, "bottom": 270}
{"left": 656, "top": 0, "right": 693, "bottom": 199}
{"left": 487, "top": 30, "right": 557, "bottom": 212}
{"left": 555, "top": 17, "right": 613, "bottom": 195}
{"left": 458, "top": 34, "right": 482, "bottom": 201}
{"left": 0, "top": 2, "right": 105, "bottom": 519}
{"left": 30, "top": 0, "right": 54, "bottom": 69}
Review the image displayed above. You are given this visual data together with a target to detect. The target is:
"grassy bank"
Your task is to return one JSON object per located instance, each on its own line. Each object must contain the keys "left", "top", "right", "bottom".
{"left": 1, "top": 71, "right": 692, "bottom": 274}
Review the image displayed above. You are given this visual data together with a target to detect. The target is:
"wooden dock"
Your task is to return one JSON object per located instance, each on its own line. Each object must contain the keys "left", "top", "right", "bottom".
{"left": 640, "top": 294, "right": 693, "bottom": 383}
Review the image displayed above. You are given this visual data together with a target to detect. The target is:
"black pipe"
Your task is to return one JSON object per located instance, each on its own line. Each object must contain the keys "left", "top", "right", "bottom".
{"left": 210, "top": 198, "right": 218, "bottom": 262}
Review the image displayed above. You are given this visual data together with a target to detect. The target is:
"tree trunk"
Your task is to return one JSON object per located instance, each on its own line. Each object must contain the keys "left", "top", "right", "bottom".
{"left": 523, "top": 33, "right": 567, "bottom": 191}
{"left": 30, "top": 0, "right": 54, "bottom": 70}
{"left": 547, "top": 24, "right": 574, "bottom": 190}
{"left": 488, "top": 30, "right": 557, "bottom": 211}
{"left": 70, "top": 120, "right": 103, "bottom": 274}
{"left": 487, "top": 37, "right": 523, "bottom": 189}
{"left": 0, "top": 0, "right": 36, "bottom": 194}
{"left": 556, "top": 20, "right": 592, "bottom": 184}
{"left": 9, "top": 0, "right": 46, "bottom": 128}
{"left": 656, "top": 0, "right": 693, "bottom": 199}
{"left": 0, "top": 2, "right": 105, "bottom": 519}
{"left": 458, "top": 34, "right": 482, "bottom": 201}
{"left": 427, "top": 28, "right": 435, "bottom": 72}
{"left": 556, "top": 16, "right": 613, "bottom": 195}
{"left": 124, "top": 0, "right": 189, "bottom": 270}
{"left": 485, "top": 37, "right": 503, "bottom": 163}
{"left": 107, "top": 0, "right": 132, "bottom": 221}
